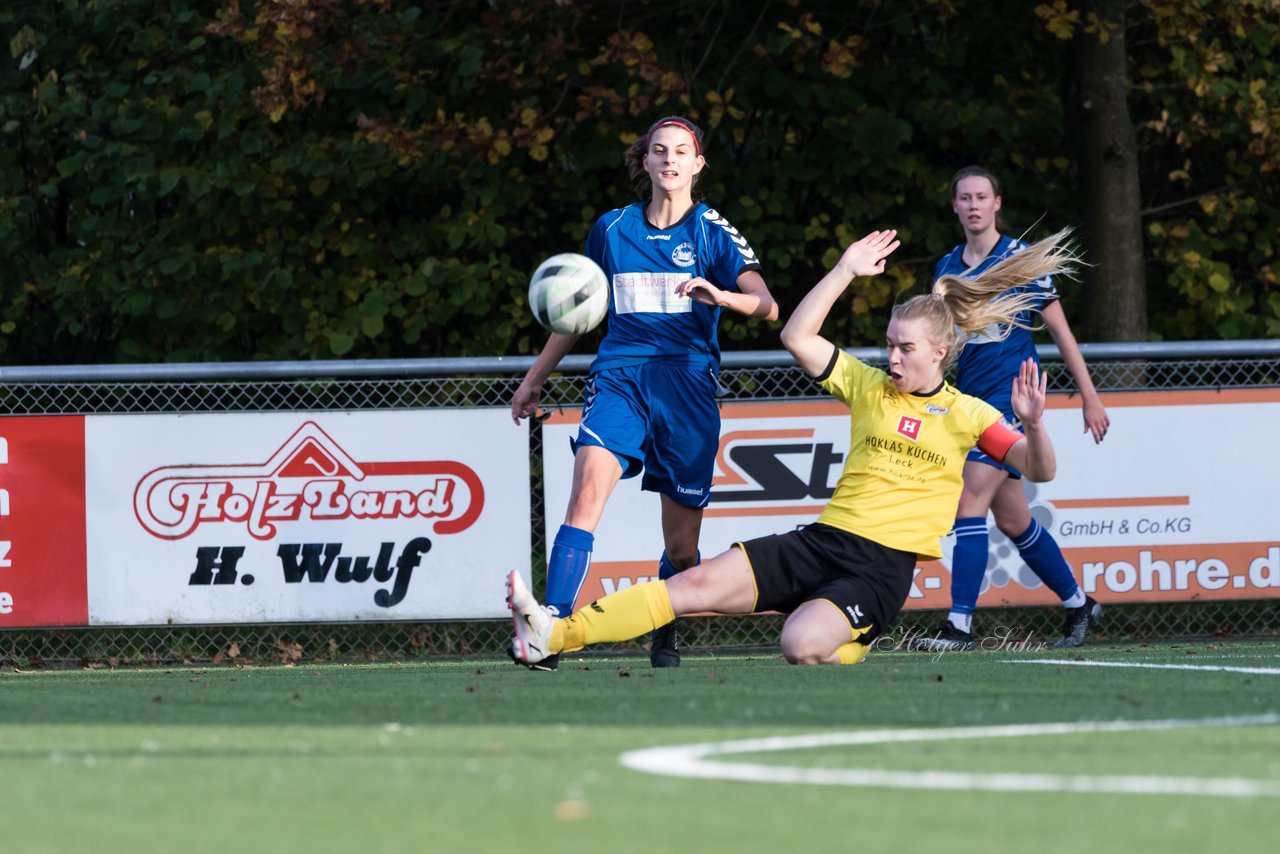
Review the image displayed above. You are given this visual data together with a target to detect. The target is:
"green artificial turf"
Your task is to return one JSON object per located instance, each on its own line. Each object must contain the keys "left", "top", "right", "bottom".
{"left": 1, "top": 639, "right": 1276, "bottom": 854}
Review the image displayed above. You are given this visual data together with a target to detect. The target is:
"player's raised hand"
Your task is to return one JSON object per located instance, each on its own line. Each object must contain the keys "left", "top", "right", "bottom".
{"left": 674, "top": 277, "right": 726, "bottom": 307}
{"left": 1010, "top": 358, "right": 1048, "bottom": 426}
{"left": 835, "top": 230, "right": 900, "bottom": 279}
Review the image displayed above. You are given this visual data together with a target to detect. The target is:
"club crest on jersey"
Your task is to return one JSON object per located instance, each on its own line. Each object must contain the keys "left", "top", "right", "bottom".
{"left": 896, "top": 416, "right": 922, "bottom": 442}
{"left": 671, "top": 242, "right": 697, "bottom": 267}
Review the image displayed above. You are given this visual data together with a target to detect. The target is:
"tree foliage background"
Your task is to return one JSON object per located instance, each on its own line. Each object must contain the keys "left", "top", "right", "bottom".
{"left": 1, "top": 0, "right": 1277, "bottom": 364}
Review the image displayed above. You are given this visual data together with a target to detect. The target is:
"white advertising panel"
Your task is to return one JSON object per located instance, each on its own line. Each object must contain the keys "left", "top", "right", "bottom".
{"left": 85, "top": 410, "right": 528, "bottom": 625}
{"left": 543, "top": 388, "right": 1280, "bottom": 610}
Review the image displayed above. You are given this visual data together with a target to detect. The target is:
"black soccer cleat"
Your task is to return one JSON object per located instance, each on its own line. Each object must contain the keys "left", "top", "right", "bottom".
{"left": 1053, "top": 596, "right": 1103, "bottom": 649}
{"left": 649, "top": 621, "right": 680, "bottom": 668}
{"left": 911, "top": 620, "right": 977, "bottom": 652}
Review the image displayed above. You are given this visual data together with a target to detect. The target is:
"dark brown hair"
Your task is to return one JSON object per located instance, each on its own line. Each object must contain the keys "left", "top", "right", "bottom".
{"left": 624, "top": 115, "right": 706, "bottom": 200}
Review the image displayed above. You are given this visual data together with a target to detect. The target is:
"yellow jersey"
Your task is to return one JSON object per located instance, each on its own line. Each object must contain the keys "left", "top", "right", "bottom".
{"left": 816, "top": 351, "right": 1018, "bottom": 558}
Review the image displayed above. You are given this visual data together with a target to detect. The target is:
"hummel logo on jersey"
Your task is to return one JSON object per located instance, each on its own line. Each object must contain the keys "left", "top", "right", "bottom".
{"left": 897, "top": 416, "right": 922, "bottom": 441}
{"left": 646, "top": 233, "right": 672, "bottom": 241}
{"left": 702, "top": 208, "right": 759, "bottom": 265}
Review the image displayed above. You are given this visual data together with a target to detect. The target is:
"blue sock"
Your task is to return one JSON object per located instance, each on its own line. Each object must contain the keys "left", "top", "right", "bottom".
{"left": 1013, "top": 519, "right": 1082, "bottom": 603}
{"left": 948, "top": 517, "right": 989, "bottom": 617}
{"left": 657, "top": 550, "right": 699, "bottom": 581}
{"left": 545, "top": 524, "right": 594, "bottom": 618}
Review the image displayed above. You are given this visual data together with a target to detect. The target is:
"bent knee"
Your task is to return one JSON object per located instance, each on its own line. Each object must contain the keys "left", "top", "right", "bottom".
{"left": 780, "top": 639, "right": 837, "bottom": 666}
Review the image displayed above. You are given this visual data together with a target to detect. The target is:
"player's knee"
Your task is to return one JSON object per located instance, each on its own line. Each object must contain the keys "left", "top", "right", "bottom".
{"left": 993, "top": 514, "right": 1030, "bottom": 539}
{"left": 665, "top": 565, "right": 713, "bottom": 613}
{"left": 780, "top": 636, "right": 835, "bottom": 665}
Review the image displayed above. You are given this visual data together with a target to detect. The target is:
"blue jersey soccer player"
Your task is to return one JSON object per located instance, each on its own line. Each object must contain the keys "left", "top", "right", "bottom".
{"left": 507, "top": 229, "right": 1074, "bottom": 670}
{"left": 914, "top": 166, "right": 1110, "bottom": 653}
{"left": 510, "top": 116, "right": 778, "bottom": 669}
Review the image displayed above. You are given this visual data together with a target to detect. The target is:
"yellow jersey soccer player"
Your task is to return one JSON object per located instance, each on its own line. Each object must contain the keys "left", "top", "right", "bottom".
{"left": 509, "top": 228, "right": 1073, "bottom": 666}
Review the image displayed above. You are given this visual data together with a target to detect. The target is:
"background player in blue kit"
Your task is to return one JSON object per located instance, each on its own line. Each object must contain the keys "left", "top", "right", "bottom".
{"left": 914, "top": 166, "right": 1110, "bottom": 652}
{"left": 510, "top": 116, "right": 778, "bottom": 669}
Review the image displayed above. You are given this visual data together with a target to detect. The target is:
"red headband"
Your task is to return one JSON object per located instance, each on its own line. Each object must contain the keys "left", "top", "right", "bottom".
{"left": 653, "top": 120, "right": 701, "bottom": 156}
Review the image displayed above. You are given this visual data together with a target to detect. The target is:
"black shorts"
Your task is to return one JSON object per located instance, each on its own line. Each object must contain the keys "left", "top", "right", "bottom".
{"left": 738, "top": 522, "right": 916, "bottom": 642}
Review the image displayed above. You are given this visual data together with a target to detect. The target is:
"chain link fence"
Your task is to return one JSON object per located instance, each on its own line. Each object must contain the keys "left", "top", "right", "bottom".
{"left": 3, "top": 345, "right": 1279, "bottom": 666}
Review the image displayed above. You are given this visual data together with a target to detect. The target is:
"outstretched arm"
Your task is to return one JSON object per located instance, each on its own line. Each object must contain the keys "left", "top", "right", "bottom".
{"left": 1042, "top": 300, "right": 1109, "bottom": 444}
{"left": 511, "top": 332, "right": 579, "bottom": 424}
{"left": 1003, "top": 358, "right": 1057, "bottom": 481}
{"left": 676, "top": 270, "right": 779, "bottom": 321}
{"left": 780, "top": 230, "right": 900, "bottom": 377}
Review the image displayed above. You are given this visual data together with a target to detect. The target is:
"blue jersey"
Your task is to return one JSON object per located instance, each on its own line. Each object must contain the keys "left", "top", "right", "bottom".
{"left": 584, "top": 202, "right": 762, "bottom": 373}
{"left": 934, "top": 235, "right": 1058, "bottom": 419}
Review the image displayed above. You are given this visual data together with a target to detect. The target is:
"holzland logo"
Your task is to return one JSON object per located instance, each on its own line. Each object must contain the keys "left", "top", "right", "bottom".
{"left": 133, "top": 421, "right": 484, "bottom": 541}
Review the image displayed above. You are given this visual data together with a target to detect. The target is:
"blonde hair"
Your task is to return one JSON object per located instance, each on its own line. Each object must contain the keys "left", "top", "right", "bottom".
{"left": 893, "top": 228, "right": 1079, "bottom": 369}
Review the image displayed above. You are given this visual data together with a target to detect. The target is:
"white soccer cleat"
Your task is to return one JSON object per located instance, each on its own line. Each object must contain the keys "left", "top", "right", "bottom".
{"left": 507, "top": 570, "right": 554, "bottom": 666}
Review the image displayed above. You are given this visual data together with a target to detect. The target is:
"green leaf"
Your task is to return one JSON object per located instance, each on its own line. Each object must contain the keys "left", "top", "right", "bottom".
{"left": 328, "top": 331, "right": 355, "bottom": 356}
{"left": 404, "top": 275, "right": 427, "bottom": 297}
{"left": 55, "top": 153, "right": 86, "bottom": 177}
{"left": 187, "top": 171, "right": 212, "bottom": 196}
{"left": 89, "top": 184, "right": 118, "bottom": 204}
{"left": 9, "top": 25, "right": 37, "bottom": 59}
{"left": 158, "top": 169, "right": 181, "bottom": 196}
{"left": 122, "top": 291, "right": 152, "bottom": 313}
{"left": 156, "top": 296, "right": 184, "bottom": 319}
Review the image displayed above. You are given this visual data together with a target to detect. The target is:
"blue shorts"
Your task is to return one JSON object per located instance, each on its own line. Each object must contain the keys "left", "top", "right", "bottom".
{"left": 966, "top": 414, "right": 1024, "bottom": 479}
{"left": 573, "top": 362, "right": 721, "bottom": 508}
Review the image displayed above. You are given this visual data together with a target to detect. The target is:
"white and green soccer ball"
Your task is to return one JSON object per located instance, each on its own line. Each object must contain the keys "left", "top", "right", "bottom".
{"left": 527, "top": 253, "right": 608, "bottom": 335}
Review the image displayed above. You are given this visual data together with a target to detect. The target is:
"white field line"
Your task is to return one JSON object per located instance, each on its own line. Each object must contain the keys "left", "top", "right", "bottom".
{"left": 1007, "top": 658, "right": 1280, "bottom": 675}
{"left": 618, "top": 714, "right": 1280, "bottom": 797}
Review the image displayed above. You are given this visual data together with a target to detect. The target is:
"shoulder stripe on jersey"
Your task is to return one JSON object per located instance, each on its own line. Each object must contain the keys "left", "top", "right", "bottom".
{"left": 701, "top": 208, "right": 759, "bottom": 265}
{"left": 603, "top": 207, "right": 628, "bottom": 234}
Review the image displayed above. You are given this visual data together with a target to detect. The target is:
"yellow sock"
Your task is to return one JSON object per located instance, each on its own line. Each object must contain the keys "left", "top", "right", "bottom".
{"left": 834, "top": 641, "right": 869, "bottom": 665}
{"left": 550, "top": 581, "right": 675, "bottom": 654}
{"left": 834, "top": 622, "right": 873, "bottom": 665}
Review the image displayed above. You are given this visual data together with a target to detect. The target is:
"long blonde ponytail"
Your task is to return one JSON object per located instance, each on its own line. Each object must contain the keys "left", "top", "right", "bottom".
{"left": 893, "top": 228, "right": 1080, "bottom": 369}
